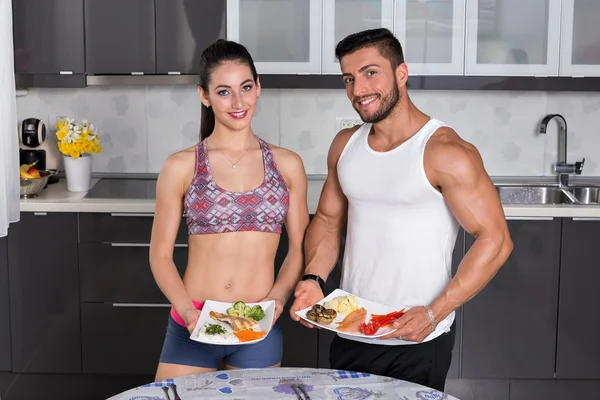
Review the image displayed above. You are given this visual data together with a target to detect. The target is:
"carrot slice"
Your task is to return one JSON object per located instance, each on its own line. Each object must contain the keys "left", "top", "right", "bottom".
{"left": 234, "top": 330, "right": 267, "bottom": 342}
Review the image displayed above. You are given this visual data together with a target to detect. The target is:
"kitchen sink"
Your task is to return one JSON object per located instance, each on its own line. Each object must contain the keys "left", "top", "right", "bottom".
{"left": 568, "top": 187, "right": 600, "bottom": 205}
{"left": 496, "top": 185, "right": 600, "bottom": 205}
{"left": 496, "top": 186, "right": 575, "bottom": 205}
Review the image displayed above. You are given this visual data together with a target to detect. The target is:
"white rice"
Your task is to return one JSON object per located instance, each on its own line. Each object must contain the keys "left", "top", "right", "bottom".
{"left": 195, "top": 320, "right": 239, "bottom": 344}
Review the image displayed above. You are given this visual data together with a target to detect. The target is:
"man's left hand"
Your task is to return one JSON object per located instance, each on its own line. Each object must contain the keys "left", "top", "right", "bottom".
{"left": 378, "top": 306, "right": 434, "bottom": 342}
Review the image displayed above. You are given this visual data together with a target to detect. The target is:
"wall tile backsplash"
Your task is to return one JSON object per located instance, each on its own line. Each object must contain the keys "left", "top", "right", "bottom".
{"left": 16, "top": 86, "right": 600, "bottom": 176}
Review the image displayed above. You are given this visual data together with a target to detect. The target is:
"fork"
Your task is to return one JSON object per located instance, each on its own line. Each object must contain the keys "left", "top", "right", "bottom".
{"left": 297, "top": 384, "right": 311, "bottom": 400}
{"left": 161, "top": 386, "right": 172, "bottom": 400}
{"left": 290, "top": 384, "right": 304, "bottom": 399}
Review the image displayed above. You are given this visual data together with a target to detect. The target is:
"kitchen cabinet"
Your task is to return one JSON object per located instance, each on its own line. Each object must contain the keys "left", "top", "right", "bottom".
{"left": 8, "top": 212, "right": 81, "bottom": 373}
{"left": 12, "top": 0, "right": 85, "bottom": 75}
{"left": 395, "top": 0, "right": 465, "bottom": 75}
{"left": 84, "top": 0, "right": 156, "bottom": 75}
{"left": 465, "top": 0, "right": 561, "bottom": 76}
{"left": 555, "top": 217, "right": 600, "bottom": 379}
{"left": 277, "top": 221, "right": 319, "bottom": 368}
{"left": 79, "top": 243, "right": 188, "bottom": 304}
{"left": 559, "top": 0, "right": 600, "bottom": 77}
{"left": 316, "top": 223, "right": 346, "bottom": 369}
{"left": 226, "top": 0, "right": 323, "bottom": 74}
{"left": 461, "top": 217, "right": 561, "bottom": 379}
{"left": 0, "top": 236, "right": 11, "bottom": 371}
{"left": 321, "top": 0, "right": 394, "bottom": 74}
{"left": 81, "top": 303, "right": 171, "bottom": 375}
{"left": 155, "top": 0, "right": 227, "bottom": 75}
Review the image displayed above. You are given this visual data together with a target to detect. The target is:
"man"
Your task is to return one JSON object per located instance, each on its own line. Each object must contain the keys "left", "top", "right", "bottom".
{"left": 290, "top": 28, "right": 513, "bottom": 392}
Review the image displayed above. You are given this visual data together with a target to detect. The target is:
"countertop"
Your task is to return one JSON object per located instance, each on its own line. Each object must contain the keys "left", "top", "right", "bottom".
{"left": 19, "top": 176, "right": 600, "bottom": 218}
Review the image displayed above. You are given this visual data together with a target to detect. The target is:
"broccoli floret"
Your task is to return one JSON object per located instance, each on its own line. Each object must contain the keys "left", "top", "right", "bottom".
{"left": 244, "top": 305, "right": 251, "bottom": 316}
{"left": 233, "top": 301, "right": 247, "bottom": 314}
{"left": 226, "top": 307, "right": 239, "bottom": 317}
{"left": 247, "top": 305, "right": 265, "bottom": 321}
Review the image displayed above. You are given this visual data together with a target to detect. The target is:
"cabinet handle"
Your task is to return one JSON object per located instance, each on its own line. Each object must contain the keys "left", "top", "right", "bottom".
{"left": 505, "top": 216, "right": 554, "bottom": 220}
{"left": 168, "top": 71, "right": 181, "bottom": 75}
{"left": 33, "top": 212, "right": 47, "bottom": 216}
{"left": 131, "top": 72, "right": 144, "bottom": 75}
{"left": 112, "top": 303, "right": 171, "bottom": 308}
{"left": 110, "top": 213, "right": 154, "bottom": 217}
{"left": 572, "top": 217, "right": 600, "bottom": 221}
{"left": 59, "top": 71, "right": 73, "bottom": 75}
{"left": 110, "top": 243, "right": 188, "bottom": 248}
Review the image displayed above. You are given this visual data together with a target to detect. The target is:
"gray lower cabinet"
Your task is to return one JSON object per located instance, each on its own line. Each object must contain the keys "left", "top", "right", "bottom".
{"left": 8, "top": 212, "right": 81, "bottom": 373}
{"left": 0, "top": 236, "right": 11, "bottom": 371}
{"left": 555, "top": 218, "right": 600, "bottom": 379}
{"left": 81, "top": 303, "right": 171, "bottom": 375}
{"left": 275, "top": 222, "right": 318, "bottom": 368}
{"left": 84, "top": 0, "right": 156, "bottom": 74}
{"left": 461, "top": 217, "right": 561, "bottom": 379}
{"left": 12, "top": 0, "right": 85, "bottom": 74}
{"left": 79, "top": 243, "right": 188, "bottom": 303}
{"left": 155, "top": 0, "right": 227, "bottom": 74}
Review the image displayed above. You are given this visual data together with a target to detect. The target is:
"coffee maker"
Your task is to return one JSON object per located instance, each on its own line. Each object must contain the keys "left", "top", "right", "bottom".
{"left": 19, "top": 118, "right": 60, "bottom": 184}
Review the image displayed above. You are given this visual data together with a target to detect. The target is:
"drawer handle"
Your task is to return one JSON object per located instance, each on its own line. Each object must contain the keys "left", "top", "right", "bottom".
{"left": 505, "top": 216, "right": 554, "bottom": 220}
{"left": 112, "top": 303, "right": 171, "bottom": 308}
{"left": 110, "top": 243, "right": 188, "bottom": 247}
{"left": 572, "top": 217, "right": 600, "bottom": 221}
{"left": 34, "top": 212, "right": 47, "bottom": 216}
{"left": 110, "top": 213, "right": 154, "bottom": 217}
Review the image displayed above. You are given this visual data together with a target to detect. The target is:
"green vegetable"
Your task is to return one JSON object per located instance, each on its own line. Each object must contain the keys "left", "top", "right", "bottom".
{"left": 226, "top": 307, "right": 239, "bottom": 317}
{"left": 205, "top": 324, "right": 226, "bottom": 335}
{"left": 227, "top": 301, "right": 265, "bottom": 321}
{"left": 233, "top": 301, "right": 247, "bottom": 314}
{"left": 247, "top": 305, "right": 265, "bottom": 321}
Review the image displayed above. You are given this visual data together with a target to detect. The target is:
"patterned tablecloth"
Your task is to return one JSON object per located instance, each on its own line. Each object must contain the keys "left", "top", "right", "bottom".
{"left": 108, "top": 367, "right": 460, "bottom": 400}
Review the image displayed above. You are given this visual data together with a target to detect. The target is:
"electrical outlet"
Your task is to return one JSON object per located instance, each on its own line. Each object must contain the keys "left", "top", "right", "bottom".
{"left": 335, "top": 117, "right": 363, "bottom": 132}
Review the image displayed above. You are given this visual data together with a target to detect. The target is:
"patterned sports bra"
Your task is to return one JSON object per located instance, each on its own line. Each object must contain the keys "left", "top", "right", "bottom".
{"left": 184, "top": 136, "right": 290, "bottom": 234}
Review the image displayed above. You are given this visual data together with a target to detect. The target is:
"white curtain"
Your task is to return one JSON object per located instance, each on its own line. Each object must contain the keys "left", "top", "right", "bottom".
{"left": 0, "top": 0, "right": 20, "bottom": 238}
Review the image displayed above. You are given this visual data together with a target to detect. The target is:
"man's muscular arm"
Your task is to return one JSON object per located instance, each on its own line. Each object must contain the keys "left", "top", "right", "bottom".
{"left": 383, "top": 128, "right": 513, "bottom": 342}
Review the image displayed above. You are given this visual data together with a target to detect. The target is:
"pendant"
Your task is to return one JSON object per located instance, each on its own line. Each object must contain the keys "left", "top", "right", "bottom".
{"left": 232, "top": 164, "right": 236, "bottom": 169}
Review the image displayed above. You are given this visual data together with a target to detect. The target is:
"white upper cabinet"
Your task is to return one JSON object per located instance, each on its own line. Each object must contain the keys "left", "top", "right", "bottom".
{"left": 465, "top": 0, "right": 561, "bottom": 76}
{"left": 322, "top": 0, "right": 394, "bottom": 74}
{"left": 395, "top": 0, "right": 465, "bottom": 75}
{"left": 226, "top": 0, "right": 322, "bottom": 74}
{"left": 559, "top": 0, "right": 600, "bottom": 77}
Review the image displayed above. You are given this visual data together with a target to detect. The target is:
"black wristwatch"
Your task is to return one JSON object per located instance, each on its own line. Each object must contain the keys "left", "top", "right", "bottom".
{"left": 301, "top": 274, "right": 325, "bottom": 292}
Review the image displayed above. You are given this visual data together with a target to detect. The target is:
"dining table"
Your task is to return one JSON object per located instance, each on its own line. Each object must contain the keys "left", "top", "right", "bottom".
{"left": 107, "top": 367, "right": 460, "bottom": 399}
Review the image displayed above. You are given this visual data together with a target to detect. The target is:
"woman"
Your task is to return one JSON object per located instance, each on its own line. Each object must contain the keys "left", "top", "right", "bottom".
{"left": 149, "top": 39, "right": 309, "bottom": 381}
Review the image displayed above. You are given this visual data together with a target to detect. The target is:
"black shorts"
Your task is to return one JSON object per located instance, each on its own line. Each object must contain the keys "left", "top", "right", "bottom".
{"left": 329, "top": 322, "right": 456, "bottom": 392}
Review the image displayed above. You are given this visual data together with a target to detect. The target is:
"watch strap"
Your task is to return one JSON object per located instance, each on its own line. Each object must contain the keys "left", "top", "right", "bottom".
{"left": 301, "top": 274, "right": 325, "bottom": 292}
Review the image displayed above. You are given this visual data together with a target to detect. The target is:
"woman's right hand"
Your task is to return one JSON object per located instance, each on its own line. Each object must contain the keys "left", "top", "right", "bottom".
{"left": 290, "top": 280, "right": 324, "bottom": 329}
{"left": 180, "top": 307, "right": 201, "bottom": 333}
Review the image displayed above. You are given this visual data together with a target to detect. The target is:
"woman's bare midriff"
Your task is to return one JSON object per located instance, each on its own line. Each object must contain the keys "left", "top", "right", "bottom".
{"left": 182, "top": 231, "right": 282, "bottom": 304}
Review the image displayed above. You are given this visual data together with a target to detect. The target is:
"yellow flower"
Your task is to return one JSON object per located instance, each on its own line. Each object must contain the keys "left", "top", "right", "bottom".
{"left": 56, "top": 117, "right": 102, "bottom": 157}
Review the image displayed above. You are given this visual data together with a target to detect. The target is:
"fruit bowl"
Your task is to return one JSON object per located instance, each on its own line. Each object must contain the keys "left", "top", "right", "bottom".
{"left": 20, "top": 170, "right": 53, "bottom": 199}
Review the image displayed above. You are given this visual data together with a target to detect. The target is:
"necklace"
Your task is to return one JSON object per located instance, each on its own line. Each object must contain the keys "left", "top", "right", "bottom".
{"left": 209, "top": 134, "right": 255, "bottom": 169}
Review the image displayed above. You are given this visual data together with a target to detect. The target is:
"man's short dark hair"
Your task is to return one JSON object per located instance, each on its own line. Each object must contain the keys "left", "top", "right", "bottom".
{"left": 335, "top": 28, "right": 405, "bottom": 71}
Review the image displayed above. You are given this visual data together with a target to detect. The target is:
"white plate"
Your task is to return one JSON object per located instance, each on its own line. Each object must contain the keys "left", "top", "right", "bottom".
{"left": 295, "top": 289, "right": 406, "bottom": 338}
{"left": 190, "top": 300, "right": 275, "bottom": 345}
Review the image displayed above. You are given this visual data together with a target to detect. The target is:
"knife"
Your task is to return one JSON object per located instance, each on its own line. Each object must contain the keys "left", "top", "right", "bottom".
{"left": 297, "top": 383, "right": 311, "bottom": 400}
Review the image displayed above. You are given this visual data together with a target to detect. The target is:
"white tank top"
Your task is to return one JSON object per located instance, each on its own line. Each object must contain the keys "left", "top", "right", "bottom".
{"left": 336, "top": 118, "right": 459, "bottom": 345}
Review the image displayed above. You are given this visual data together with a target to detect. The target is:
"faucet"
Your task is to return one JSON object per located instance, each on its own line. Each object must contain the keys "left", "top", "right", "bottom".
{"left": 539, "top": 114, "right": 585, "bottom": 188}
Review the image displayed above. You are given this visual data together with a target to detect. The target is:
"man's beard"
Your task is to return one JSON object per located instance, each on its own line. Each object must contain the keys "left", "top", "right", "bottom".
{"left": 354, "top": 80, "right": 400, "bottom": 124}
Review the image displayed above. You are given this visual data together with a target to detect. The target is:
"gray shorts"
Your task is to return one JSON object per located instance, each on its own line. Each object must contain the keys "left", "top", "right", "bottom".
{"left": 159, "top": 315, "right": 283, "bottom": 368}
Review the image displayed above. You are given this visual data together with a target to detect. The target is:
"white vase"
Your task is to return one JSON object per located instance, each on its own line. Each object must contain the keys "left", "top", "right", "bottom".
{"left": 63, "top": 153, "right": 92, "bottom": 192}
